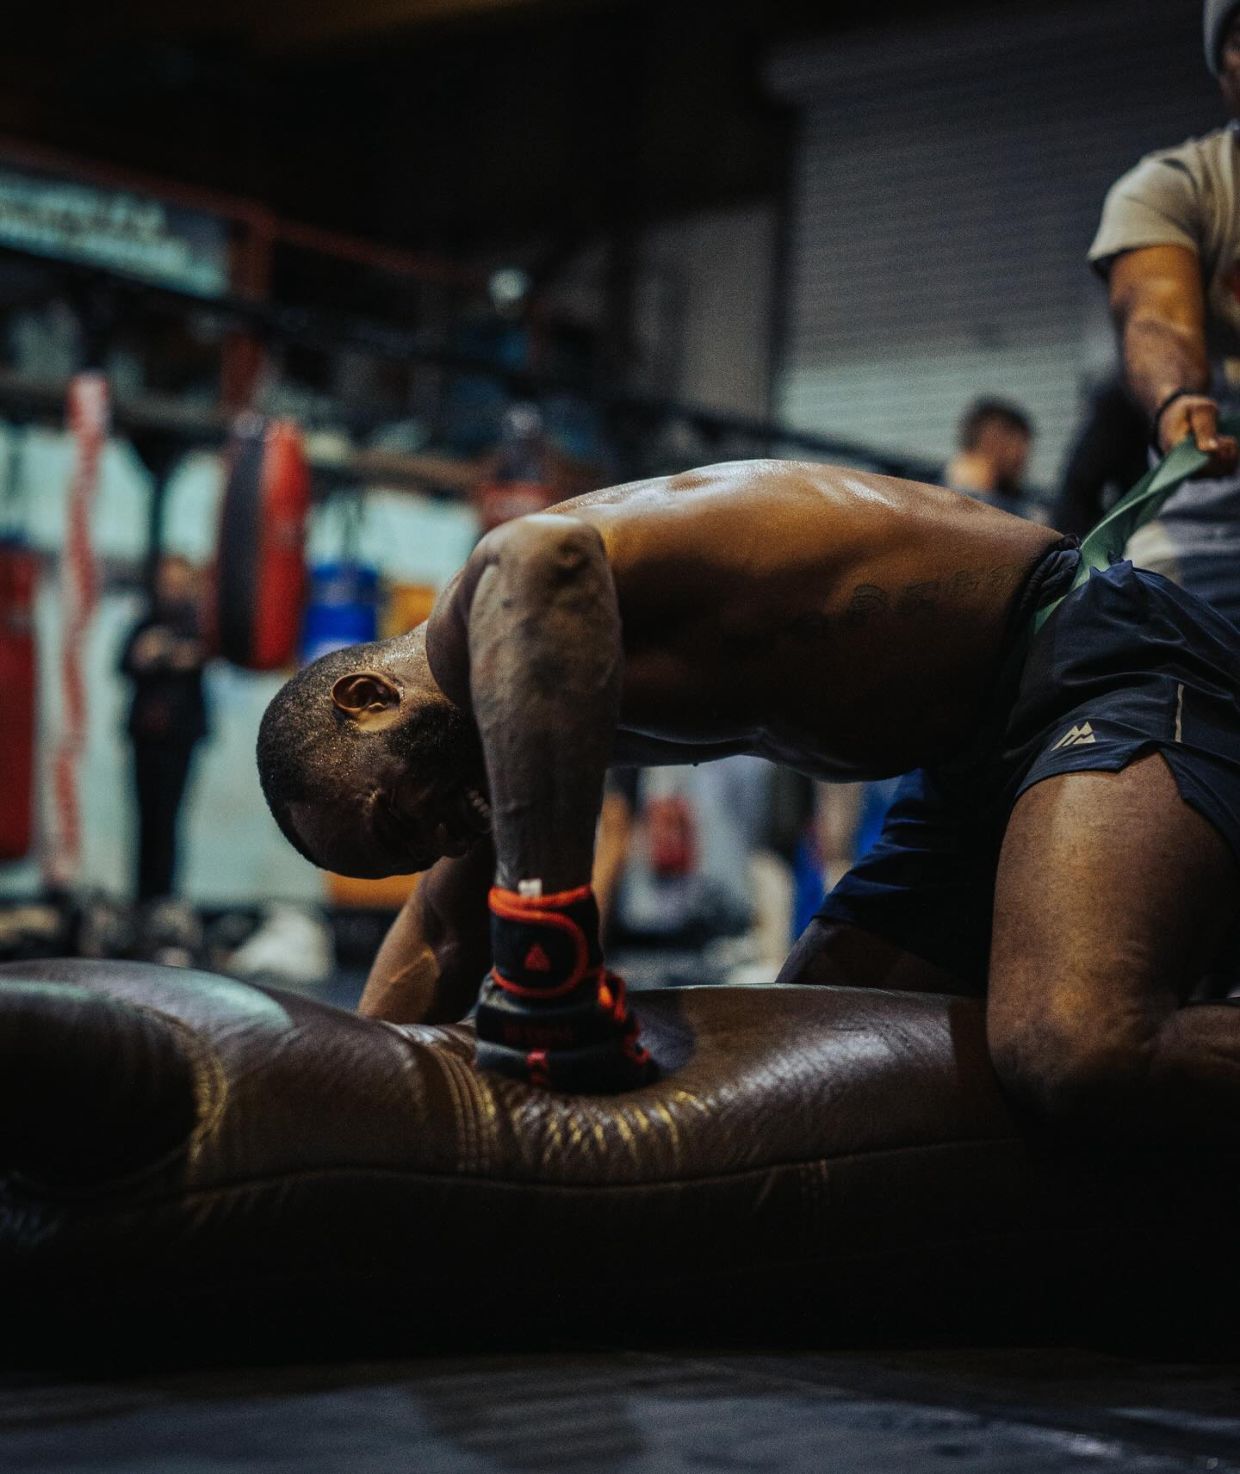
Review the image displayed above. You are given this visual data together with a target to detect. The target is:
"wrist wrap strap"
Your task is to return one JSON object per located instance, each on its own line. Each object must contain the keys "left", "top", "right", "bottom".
{"left": 476, "top": 967, "right": 639, "bottom": 1054}
{"left": 488, "top": 884, "right": 602, "bottom": 998}
{"left": 479, "top": 883, "right": 655, "bottom": 1090}
{"left": 1149, "top": 386, "right": 1197, "bottom": 449}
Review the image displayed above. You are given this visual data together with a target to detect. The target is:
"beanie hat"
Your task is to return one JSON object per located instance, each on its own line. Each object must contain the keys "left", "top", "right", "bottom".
{"left": 1205, "top": 0, "right": 1240, "bottom": 75}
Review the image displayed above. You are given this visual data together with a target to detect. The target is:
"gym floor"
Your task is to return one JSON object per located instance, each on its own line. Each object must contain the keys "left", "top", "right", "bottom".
{"left": 6, "top": 1344, "right": 1240, "bottom": 1471}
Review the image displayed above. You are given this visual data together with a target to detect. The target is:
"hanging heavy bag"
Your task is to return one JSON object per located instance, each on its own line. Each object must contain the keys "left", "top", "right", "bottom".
{"left": 213, "top": 416, "right": 311, "bottom": 670}
{"left": 0, "top": 541, "right": 37, "bottom": 861}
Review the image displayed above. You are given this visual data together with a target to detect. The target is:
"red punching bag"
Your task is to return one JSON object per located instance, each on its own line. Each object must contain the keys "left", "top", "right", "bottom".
{"left": 0, "top": 542, "right": 37, "bottom": 861}
{"left": 214, "top": 416, "right": 311, "bottom": 670}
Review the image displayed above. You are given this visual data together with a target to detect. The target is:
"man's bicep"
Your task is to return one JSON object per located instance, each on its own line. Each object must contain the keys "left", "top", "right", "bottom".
{"left": 426, "top": 518, "right": 585, "bottom": 708}
{"left": 1108, "top": 244, "right": 1206, "bottom": 332}
{"left": 425, "top": 567, "right": 474, "bottom": 712}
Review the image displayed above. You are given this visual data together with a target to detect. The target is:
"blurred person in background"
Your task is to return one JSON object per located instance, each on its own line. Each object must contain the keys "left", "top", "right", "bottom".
{"left": 942, "top": 396, "right": 1039, "bottom": 519}
{"left": 595, "top": 759, "right": 793, "bottom": 986}
{"left": 119, "top": 554, "right": 209, "bottom": 904}
{"left": 1051, "top": 374, "right": 1150, "bottom": 539}
{"left": 1088, "top": 0, "right": 1240, "bottom": 621}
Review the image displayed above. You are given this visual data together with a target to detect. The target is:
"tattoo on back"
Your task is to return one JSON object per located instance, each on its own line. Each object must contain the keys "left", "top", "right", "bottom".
{"left": 844, "top": 584, "right": 889, "bottom": 626}
{"left": 839, "top": 562, "right": 1025, "bottom": 629}
{"left": 895, "top": 580, "right": 939, "bottom": 617}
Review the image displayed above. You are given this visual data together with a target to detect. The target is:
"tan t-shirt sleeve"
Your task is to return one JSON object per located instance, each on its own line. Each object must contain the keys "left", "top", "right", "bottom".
{"left": 1089, "top": 154, "right": 1202, "bottom": 276}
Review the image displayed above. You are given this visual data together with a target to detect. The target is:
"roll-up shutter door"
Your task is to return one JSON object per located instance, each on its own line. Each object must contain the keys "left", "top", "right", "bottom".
{"left": 769, "top": 1, "right": 1224, "bottom": 486}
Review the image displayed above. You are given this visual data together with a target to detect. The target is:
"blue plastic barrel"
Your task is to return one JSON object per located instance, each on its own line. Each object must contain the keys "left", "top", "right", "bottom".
{"left": 301, "top": 562, "right": 380, "bottom": 665}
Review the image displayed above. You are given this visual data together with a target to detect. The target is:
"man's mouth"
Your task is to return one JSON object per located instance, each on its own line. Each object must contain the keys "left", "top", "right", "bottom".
{"left": 459, "top": 786, "right": 493, "bottom": 836}
{"left": 431, "top": 787, "right": 493, "bottom": 856}
{"left": 375, "top": 799, "right": 431, "bottom": 864}
{"left": 382, "top": 787, "right": 491, "bottom": 864}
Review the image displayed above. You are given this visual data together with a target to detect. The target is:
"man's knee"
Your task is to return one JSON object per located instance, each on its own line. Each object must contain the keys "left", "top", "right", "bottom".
{"left": 775, "top": 919, "right": 834, "bottom": 986}
{"left": 987, "top": 1007, "right": 1159, "bottom": 1139}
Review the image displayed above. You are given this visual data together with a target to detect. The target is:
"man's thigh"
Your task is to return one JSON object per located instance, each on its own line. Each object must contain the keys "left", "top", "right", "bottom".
{"left": 987, "top": 752, "right": 1240, "bottom": 1086}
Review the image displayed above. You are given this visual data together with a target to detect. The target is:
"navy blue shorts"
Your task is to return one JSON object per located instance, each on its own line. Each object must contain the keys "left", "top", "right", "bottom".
{"left": 816, "top": 547, "right": 1240, "bottom": 987}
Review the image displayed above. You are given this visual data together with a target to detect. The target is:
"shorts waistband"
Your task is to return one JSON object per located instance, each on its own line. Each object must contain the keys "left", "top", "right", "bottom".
{"left": 1009, "top": 536, "right": 1081, "bottom": 630}
{"left": 935, "top": 537, "right": 1080, "bottom": 785}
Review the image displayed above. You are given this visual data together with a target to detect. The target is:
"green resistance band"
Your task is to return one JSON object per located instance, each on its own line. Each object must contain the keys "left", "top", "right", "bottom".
{"left": 1032, "top": 415, "right": 1240, "bottom": 634}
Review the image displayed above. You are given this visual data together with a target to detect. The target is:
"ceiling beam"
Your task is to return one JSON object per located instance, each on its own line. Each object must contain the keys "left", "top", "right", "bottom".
{"left": 106, "top": 0, "right": 619, "bottom": 52}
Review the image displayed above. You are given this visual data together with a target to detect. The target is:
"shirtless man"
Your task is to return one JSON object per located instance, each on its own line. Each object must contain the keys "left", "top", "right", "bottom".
{"left": 258, "top": 460, "right": 1240, "bottom": 1138}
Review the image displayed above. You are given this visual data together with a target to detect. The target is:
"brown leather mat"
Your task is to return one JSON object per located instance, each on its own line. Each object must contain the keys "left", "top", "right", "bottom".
{"left": 2, "top": 959, "right": 1239, "bottom": 1362}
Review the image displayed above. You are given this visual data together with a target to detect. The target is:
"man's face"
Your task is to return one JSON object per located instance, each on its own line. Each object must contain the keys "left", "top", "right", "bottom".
{"left": 1221, "top": 12, "right": 1240, "bottom": 116}
{"left": 290, "top": 771, "right": 491, "bottom": 878}
{"left": 156, "top": 556, "right": 197, "bottom": 610}
{"left": 289, "top": 697, "right": 490, "bottom": 878}
{"left": 978, "top": 421, "right": 1032, "bottom": 496}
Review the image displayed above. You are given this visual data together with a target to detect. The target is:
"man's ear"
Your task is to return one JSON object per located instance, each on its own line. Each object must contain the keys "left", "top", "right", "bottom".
{"left": 331, "top": 671, "right": 402, "bottom": 726}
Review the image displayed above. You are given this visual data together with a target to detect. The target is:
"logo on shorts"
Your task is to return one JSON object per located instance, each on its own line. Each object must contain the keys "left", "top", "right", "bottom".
{"left": 1051, "top": 722, "right": 1097, "bottom": 750}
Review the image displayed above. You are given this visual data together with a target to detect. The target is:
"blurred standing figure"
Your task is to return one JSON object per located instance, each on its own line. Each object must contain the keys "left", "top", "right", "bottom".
{"left": 119, "top": 556, "right": 208, "bottom": 901}
{"left": 1051, "top": 375, "right": 1150, "bottom": 539}
{"left": 1088, "top": 0, "right": 1240, "bottom": 620}
{"left": 942, "top": 397, "right": 1037, "bottom": 518}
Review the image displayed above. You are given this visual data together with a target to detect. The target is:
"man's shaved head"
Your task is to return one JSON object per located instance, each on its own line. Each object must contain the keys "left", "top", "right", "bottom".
{"left": 257, "top": 627, "right": 486, "bottom": 876}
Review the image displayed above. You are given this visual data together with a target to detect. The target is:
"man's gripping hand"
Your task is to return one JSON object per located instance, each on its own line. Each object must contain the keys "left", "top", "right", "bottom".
{"left": 1156, "top": 393, "right": 1239, "bottom": 477}
{"left": 474, "top": 884, "right": 656, "bottom": 1093}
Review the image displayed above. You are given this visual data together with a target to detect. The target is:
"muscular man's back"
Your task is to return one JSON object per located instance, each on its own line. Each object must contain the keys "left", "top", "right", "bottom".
{"left": 552, "top": 460, "right": 1059, "bottom": 778}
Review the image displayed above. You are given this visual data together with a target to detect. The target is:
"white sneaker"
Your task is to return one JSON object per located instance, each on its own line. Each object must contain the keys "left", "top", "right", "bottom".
{"left": 226, "top": 904, "right": 334, "bottom": 988}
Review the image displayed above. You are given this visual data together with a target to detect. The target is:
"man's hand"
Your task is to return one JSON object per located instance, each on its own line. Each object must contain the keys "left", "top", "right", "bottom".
{"left": 130, "top": 628, "right": 175, "bottom": 668}
{"left": 474, "top": 882, "right": 656, "bottom": 1092}
{"left": 1157, "top": 392, "right": 1240, "bottom": 476}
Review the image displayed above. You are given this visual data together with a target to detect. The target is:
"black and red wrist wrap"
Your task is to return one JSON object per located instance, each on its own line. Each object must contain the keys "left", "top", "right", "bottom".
{"left": 477, "top": 884, "right": 653, "bottom": 1089}
{"left": 488, "top": 883, "right": 603, "bottom": 998}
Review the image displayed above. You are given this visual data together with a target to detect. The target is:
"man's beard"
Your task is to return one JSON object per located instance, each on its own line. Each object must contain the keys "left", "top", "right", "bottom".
{"left": 384, "top": 699, "right": 481, "bottom": 792}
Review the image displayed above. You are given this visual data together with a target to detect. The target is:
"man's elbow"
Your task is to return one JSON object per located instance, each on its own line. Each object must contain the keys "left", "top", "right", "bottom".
{"left": 480, "top": 514, "right": 605, "bottom": 580}
{"left": 464, "top": 517, "right": 613, "bottom": 627}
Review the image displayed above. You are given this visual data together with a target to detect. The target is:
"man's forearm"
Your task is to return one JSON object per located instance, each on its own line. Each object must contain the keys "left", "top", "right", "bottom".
{"left": 359, "top": 906, "right": 447, "bottom": 1023}
{"left": 1106, "top": 245, "right": 1228, "bottom": 460}
{"left": 431, "top": 514, "right": 654, "bottom": 1090}
{"left": 1123, "top": 312, "right": 1237, "bottom": 466}
{"left": 465, "top": 516, "right": 621, "bottom": 894}
{"left": 1122, "top": 313, "right": 1210, "bottom": 418}
{"left": 360, "top": 885, "right": 470, "bottom": 1025}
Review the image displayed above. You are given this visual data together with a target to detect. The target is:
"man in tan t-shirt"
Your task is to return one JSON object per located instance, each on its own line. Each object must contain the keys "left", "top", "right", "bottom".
{"left": 1090, "top": 0, "right": 1240, "bottom": 618}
